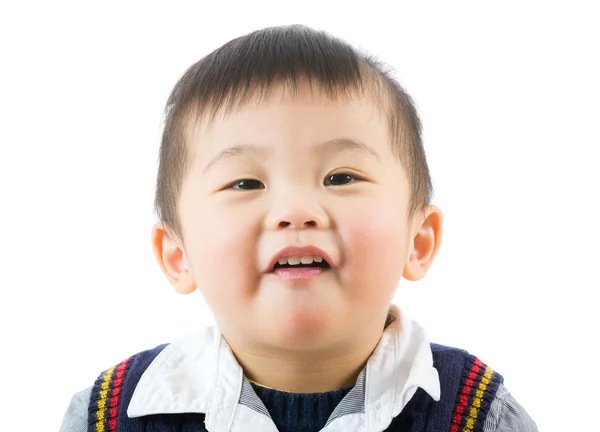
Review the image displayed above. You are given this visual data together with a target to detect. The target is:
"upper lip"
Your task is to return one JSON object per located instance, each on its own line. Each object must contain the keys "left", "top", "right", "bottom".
{"left": 266, "top": 245, "right": 334, "bottom": 272}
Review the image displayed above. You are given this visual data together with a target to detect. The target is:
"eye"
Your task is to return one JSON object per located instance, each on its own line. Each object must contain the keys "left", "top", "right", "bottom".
{"left": 324, "top": 173, "right": 359, "bottom": 186}
{"left": 230, "top": 179, "right": 265, "bottom": 190}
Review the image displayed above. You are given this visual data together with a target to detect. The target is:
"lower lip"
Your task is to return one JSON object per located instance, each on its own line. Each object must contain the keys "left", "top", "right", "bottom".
{"left": 273, "top": 267, "right": 327, "bottom": 280}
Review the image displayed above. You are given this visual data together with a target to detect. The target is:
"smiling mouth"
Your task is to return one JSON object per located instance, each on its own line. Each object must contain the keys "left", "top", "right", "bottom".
{"left": 271, "top": 259, "right": 331, "bottom": 280}
{"left": 273, "top": 260, "right": 331, "bottom": 271}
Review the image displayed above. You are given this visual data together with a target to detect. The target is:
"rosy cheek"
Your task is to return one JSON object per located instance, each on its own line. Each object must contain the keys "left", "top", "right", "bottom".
{"left": 341, "top": 203, "right": 407, "bottom": 289}
{"left": 187, "top": 208, "right": 258, "bottom": 300}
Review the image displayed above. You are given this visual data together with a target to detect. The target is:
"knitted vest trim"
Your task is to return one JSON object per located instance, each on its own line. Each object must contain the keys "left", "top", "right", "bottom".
{"left": 88, "top": 355, "right": 133, "bottom": 432}
{"left": 450, "top": 356, "right": 501, "bottom": 432}
{"left": 87, "top": 344, "right": 172, "bottom": 432}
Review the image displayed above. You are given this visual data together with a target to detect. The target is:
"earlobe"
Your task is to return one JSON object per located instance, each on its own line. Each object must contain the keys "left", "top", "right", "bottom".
{"left": 403, "top": 205, "right": 443, "bottom": 281}
{"left": 151, "top": 222, "right": 196, "bottom": 294}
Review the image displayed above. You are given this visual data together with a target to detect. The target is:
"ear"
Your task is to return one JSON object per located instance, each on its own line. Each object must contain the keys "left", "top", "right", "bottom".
{"left": 151, "top": 222, "right": 196, "bottom": 294}
{"left": 403, "top": 205, "right": 443, "bottom": 281}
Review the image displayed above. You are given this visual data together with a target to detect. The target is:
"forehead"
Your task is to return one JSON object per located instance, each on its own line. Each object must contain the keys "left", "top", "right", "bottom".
{"left": 187, "top": 81, "right": 393, "bottom": 159}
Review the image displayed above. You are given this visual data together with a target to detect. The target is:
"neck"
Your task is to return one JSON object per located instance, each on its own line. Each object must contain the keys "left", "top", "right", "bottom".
{"left": 225, "top": 313, "right": 388, "bottom": 393}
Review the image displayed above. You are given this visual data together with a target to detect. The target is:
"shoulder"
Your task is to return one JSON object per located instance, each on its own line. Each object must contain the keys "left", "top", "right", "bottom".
{"left": 430, "top": 342, "right": 505, "bottom": 396}
{"left": 61, "top": 327, "right": 220, "bottom": 432}
{"left": 430, "top": 342, "right": 504, "bottom": 380}
{"left": 59, "top": 343, "right": 169, "bottom": 432}
{"left": 90, "top": 343, "right": 170, "bottom": 400}
{"left": 429, "top": 343, "right": 503, "bottom": 430}
{"left": 429, "top": 343, "right": 537, "bottom": 432}
{"left": 88, "top": 343, "right": 169, "bottom": 430}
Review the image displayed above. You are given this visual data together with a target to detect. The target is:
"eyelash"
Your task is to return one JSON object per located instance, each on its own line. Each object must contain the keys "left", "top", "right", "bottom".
{"left": 323, "top": 173, "right": 361, "bottom": 186}
{"left": 230, "top": 179, "right": 264, "bottom": 190}
{"left": 228, "top": 172, "right": 362, "bottom": 190}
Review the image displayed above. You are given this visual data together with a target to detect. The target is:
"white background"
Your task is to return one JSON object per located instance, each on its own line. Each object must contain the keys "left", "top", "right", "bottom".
{"left": 1, "top": 2, "right": 598, "bottom": 431}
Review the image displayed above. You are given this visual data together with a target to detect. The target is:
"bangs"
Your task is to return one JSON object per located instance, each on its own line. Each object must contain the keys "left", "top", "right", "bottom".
{"left": 166, "top": 25, "right": 385, "bottom": 125}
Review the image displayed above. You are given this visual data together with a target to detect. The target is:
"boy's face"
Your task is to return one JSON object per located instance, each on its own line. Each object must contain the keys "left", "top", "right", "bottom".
{"left": 159, "top": 83, "right": 438, "bottom": 352}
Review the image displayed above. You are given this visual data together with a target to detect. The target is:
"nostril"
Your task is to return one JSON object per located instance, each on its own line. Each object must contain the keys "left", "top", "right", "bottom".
{"left": 277, "top": 220, "right": 317, "bottom": 229}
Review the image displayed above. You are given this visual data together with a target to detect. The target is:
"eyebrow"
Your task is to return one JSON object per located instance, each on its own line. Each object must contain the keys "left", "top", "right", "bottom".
{"left": 203, "top": 143, "right": 269, "bottom": 174}
{"left": 315, "top": 138, "right": 381, "bottom": 162}
{"left": 203, "top": 137, "right": 380, "bottom": 174}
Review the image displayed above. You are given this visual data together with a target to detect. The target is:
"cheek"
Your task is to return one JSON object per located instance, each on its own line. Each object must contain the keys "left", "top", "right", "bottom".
{"left": 341, "top": 201, "right": 408, "bottom": 294}
{"left": 182, "top": 206, "right": 259, "bottom": 306}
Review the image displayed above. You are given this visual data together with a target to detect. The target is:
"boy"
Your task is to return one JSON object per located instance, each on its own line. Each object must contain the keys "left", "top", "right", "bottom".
{"left": 60, "top": 25, "right": 537, "bottom": 432}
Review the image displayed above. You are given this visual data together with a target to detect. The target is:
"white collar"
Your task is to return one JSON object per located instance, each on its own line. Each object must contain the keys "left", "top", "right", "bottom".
{"left": 127, "top": 304, "right": 440, "bottom": 432}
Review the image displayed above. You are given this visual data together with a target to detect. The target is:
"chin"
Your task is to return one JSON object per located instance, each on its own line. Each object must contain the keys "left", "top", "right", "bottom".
{"left": 261, "top": 304, "right": 343, "bottom": 350}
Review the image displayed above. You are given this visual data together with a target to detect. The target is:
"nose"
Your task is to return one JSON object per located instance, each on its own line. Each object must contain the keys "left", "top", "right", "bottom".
{"left": 266, "top": 192, "right": 330, "bottom": 230}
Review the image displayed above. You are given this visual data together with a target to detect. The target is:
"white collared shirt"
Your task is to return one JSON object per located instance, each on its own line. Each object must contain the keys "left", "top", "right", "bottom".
{"left": 60, "top": 304, "right": 537, "bottom": 431}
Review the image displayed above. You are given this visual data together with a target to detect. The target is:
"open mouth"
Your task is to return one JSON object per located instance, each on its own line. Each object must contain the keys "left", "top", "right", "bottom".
{"left": 272, "top": 256, "right": 331, "bottom": 272}
{"left": 273, "top": 261, "right": 330, "bottom": 270}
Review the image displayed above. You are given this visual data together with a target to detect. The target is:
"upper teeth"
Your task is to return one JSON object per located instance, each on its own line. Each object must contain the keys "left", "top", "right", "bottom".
{"left": 278, "top": 255, "right": 324, "bottom": 266}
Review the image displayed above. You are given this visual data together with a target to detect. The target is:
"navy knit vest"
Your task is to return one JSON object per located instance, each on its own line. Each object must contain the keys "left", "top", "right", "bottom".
{"left": 88, "top": 343, "right": 503, "bottom": 432}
